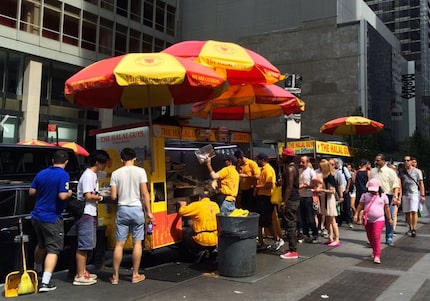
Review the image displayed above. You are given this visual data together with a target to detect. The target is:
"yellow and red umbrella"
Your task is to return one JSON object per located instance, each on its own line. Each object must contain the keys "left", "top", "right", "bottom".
{"left": 58, "top": 142, "right": 89, "bottom": 157}
{"left": 17, "top": 140, "right": 54, "bottom": 146}
{"left": 64, "top": 52, "right": 227, "bottom": 109}
{"left": 320, "top": 116, "right": 384, "bottom": 136}
{"left": 163, "top": 40, "right": 285, "bottom": 85}
{"left": 191, "top": 96, "right": 305, "bottom": 120}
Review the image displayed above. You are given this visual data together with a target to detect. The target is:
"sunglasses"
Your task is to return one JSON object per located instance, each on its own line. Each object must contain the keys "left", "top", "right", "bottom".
{"left": 404, "top": 159, "right": 410, "bottom": 162}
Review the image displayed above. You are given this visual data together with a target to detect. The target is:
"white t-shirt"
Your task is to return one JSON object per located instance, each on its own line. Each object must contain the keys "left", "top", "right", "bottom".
{"left": 110, "top": 165, "right": 148, "bottom": 207}
{"left": 77, "top": 168, "right": 98, "bottom": 217}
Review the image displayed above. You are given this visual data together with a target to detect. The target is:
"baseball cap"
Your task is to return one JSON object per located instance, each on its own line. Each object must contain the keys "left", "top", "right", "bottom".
{"left": 256, "top": 153, "right": 269, "bottom": 161}
{"left": 367, "top": 178, "right": 380, "bottom": 192}
{"left": 281, "top": 148, "right": 295, "bottom": 157}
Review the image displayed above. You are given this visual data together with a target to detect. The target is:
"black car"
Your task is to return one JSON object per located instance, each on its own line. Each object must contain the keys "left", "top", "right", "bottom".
{"left": 0, "top": 144, "right": 81, "bottom": 283}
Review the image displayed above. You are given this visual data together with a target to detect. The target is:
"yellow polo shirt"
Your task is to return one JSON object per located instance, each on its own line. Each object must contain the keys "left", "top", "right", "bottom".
{"left": 238, "top": 158, "right": 260, "bottom": 190}
{"left": 217, "top": 165, "right": 240, "bottom": 201}
{"left": 178, "top": 197, "right": 220, "bottom": 246}
{"left": 256, "top": 163, "right": 276, "bottom": 196}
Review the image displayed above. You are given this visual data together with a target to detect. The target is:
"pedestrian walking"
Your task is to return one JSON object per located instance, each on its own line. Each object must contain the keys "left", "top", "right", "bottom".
{"left": 398, "top": 155, "right": 425, "bottom": 237}
{"left": 110, "top": 148, "right": 153, "bottom": 285}
{"left": 73, "top": 150, "right": 110, "bottom": 286}
{"left": 30, "top": 150, "right": 73, "bottom": 292}
{"left": 370, "top": 154, "right": 400, "bottom": 246}
{"left": 353, "top": 178, "right": 393, "bottom": 264}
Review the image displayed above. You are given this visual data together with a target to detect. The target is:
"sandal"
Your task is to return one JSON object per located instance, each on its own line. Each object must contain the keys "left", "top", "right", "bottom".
{"left": 132, "top": 274, "right": 145, "bottom": 284}
{"left": 110, "top": 276, "right": 119, "bottom": 285}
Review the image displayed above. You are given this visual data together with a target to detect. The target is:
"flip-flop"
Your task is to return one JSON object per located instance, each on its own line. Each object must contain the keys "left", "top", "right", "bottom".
{"left": 328, "top": 241, "right": 341, "bottom": 247}
{"left": 110, "top": 277, "right": 119, "bottom": 285}
{"left": 132, "top": 274, "right": 145, "bottom": 284}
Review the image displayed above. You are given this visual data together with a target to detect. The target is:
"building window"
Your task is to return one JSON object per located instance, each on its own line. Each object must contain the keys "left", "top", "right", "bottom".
{"left": 144, "top": 0, "right": 154, "bottom": 28}
{"left": 0, "top": 0, "right": 17, "bottom": 28}
{"left": 62, "top": 4, "right": 80, "bottom": 46}
{"left": 6, "top": 53, "right": 23, "bottom": 96}
{"left": 155, "top": 0, "right": 165, "bottom": 32}
{"left": 42, "top": 0, "right": 61, "bottom": 41}
{"left": 20, "top": 0, "right": 40, "bottom": 34}
{"left": 166, "top": 4, "right": 175, "bottom": 36}
{"left": 116, "top": 0, "right": 128, "bottom": 18}
{"left": 50, "top": 63, "right": 76, "bottom": 104}
{"left": 99, "top": 17, "right": 113, "bottom": 55}
{"left": 0, "top": 50, "right": 5, "bottom": 98}
{"left": 131, "top": 1, "right": 142, "bottom": 22}
{"left": 129, "top": 29, "right": 141, "bottom": 52}
{"left": 154, "top": 37, "right": 165, "bottom": 52}
{"left": 82, "top": 11, "right": 97, "bottom": 51}
{"left": 101, "top": 0, "right": 114, "bottom": 12}
{"left": 115, "top": 23, "right": 127, "bottom": 55}
{"left": 143, "top": 34, "right": 153, "bottom": 52}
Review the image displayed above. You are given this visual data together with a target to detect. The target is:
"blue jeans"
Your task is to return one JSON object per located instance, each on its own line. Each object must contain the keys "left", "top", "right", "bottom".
{"left": 300, "top": 196, "right": 318, "bottom": 238}
{"left": 385, "top": 194, "right": 394, "bottom": 242}
{"left": 220, "top": 200, "right": 236, "bottom": 214}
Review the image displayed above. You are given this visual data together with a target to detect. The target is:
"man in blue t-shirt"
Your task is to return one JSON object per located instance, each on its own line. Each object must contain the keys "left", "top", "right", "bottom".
{"left": 30, "top": 150, "right": 73, "bottom": 293}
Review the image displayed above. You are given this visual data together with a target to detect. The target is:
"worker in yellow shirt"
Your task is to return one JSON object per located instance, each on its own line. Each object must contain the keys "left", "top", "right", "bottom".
{"left": 205, "top": 155, "right": 240, "bottom": 214}
{"left": 178, "top": 192, "right": 220, "bottom": 263}
{"left": 254, "top": 153, "right": 284, "bottom": 251}
{"left": 234, "top": 150, "right": 260, "bottom": 212}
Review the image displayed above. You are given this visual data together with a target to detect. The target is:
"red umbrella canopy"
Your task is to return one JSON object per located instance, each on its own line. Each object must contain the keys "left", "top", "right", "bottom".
{"left": 320, "top": 116, "right": 384, "bottom": 135}
{"left": 64, "top": 53, "right": 227, "bottom": 109}
{"left": 162, "top": 40, "right": 285, "bottom": 85}
{"left": 58, "top": 142, "right": 89, "bottom": 156}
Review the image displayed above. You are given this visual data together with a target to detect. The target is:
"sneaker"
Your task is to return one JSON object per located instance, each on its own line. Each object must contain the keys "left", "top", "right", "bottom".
{"left": 321, "top": 229, "right": 329, "bottom": 238}
{"left": 257, "top": 243, "right": 270, "bottom": 251}
{"left": 406, "top": 229, "right": 412, "bottom": 236}
{"left": 73, "top": 274, "right": 97, "bottom": 286}
{"left": 84, "top": 271, "right": 97, "bottom": 280}
{"left": 374, "top": 257, "right": 381, "bottom": 264}
{"left": 411, "top": 230, "right": 416, "bottom": 237}
{"left": 386, "top": 238, "right": 394, "bottom": 246}
{"left": 271, "top": 238, "right": 285, "bottom": 251}
{"left": 280, "top": 251, "right": 299, "bottom": 259}
{"left": 131, "top": 274, "right": 145, "bottom": 284}
{"left": 39, "top": 282, "right": 57, "bottom": 293}
{"left": 348, "top": 223, "right": 354, "bottom": 229}
{"left": 297, "top": 232, "right": 304, "bottom": 243}
{"left": 312, "top": 237, "right": 320, "bottom": 244}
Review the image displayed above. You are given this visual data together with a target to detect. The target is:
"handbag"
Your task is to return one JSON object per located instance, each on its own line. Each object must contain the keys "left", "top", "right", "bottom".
{"left": 362, "top": 195, "right": 377, "bottom": 226}
{"left": 271, "top": 185, "right": 282, "bottom": 205}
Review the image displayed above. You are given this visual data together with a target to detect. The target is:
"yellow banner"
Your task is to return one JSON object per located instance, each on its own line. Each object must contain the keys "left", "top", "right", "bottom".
{"left": 316, "top": 141, "right": 352, "bottom": 157}
{"left": 286, "top": 140, "right": 315, "bottom": 155}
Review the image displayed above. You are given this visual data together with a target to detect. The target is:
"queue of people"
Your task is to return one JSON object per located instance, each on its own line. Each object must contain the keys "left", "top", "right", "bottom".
{"left": 28, "top": 147, "right": 426, "bottom": 293}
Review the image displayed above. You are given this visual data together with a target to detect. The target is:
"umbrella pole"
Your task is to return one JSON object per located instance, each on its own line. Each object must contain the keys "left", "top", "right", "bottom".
{"left": 147, "top": 88, "right": 155, "bottom": 173}
{"left": 248, "top": 104, "right": 253, "bottom": 158}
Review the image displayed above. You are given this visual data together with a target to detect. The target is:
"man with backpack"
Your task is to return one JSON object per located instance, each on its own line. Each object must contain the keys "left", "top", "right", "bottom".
{"left": 334, "top": 158, "right": 353, "bottom": 228}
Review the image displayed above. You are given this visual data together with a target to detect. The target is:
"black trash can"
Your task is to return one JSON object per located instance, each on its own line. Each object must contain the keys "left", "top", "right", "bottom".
{"left": 216, "top": 212, "right": 259, "bottom": 277}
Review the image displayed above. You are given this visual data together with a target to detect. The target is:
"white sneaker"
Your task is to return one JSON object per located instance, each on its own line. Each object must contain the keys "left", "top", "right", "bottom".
{"left": 73, "top": 274, "right": 97, "bottom": 286}
{"left": 271, "top": 238, "right": 285, "bottom": 251}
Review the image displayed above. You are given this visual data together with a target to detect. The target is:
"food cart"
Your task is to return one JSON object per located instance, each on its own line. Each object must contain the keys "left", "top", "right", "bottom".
{"left": 90, "top": 122, "right": 251, "bottom": 250}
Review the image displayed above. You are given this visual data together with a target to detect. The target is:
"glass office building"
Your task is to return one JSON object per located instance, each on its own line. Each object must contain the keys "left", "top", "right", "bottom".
{"left": 0, "top": 0, "right": 178, "bottom": 147}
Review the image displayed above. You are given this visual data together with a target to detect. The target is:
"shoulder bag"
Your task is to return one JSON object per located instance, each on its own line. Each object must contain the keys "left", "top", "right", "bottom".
{"left": 362, "top": 195, "right": 377, "bottom": 226}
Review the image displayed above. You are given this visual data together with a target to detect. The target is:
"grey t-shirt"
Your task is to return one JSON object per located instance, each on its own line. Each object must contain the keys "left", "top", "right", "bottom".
{"left": 400, "top": 167, "right": 422, "bottom": 195}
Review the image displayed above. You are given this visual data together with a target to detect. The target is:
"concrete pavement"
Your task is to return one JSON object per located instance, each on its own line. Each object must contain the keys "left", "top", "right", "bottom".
{"left": 2, "top": 202, "right": 429, "bottom": 301}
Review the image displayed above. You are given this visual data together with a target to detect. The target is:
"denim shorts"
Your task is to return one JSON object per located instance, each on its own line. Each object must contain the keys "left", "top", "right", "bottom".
{"left": 76, "top": 214, "right": 97, "bottom": 250}
{"left": 115, "top": 206, "right": 145, "bottom": 242}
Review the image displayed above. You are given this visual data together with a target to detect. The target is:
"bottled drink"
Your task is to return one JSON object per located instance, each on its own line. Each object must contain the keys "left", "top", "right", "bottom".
{"left": 147, "top": 221, "right": 153, "bottom": 235}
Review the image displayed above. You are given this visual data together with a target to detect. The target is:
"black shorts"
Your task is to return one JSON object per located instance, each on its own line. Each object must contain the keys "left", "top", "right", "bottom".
{"left": 32, "top": 218, "right": 64, "bottom": 255}
{"left": 256, "top": 195, "right": 274, "bottom": 227}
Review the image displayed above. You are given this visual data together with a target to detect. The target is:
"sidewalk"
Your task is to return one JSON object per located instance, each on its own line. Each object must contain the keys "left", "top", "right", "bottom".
{"left": 2, "top": 203, "right": 429, "bottom": 301}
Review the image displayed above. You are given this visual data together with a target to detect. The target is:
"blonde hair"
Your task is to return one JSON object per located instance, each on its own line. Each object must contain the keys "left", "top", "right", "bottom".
{"left": 319, "top": 159, "right": 334, "bottom": 178}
